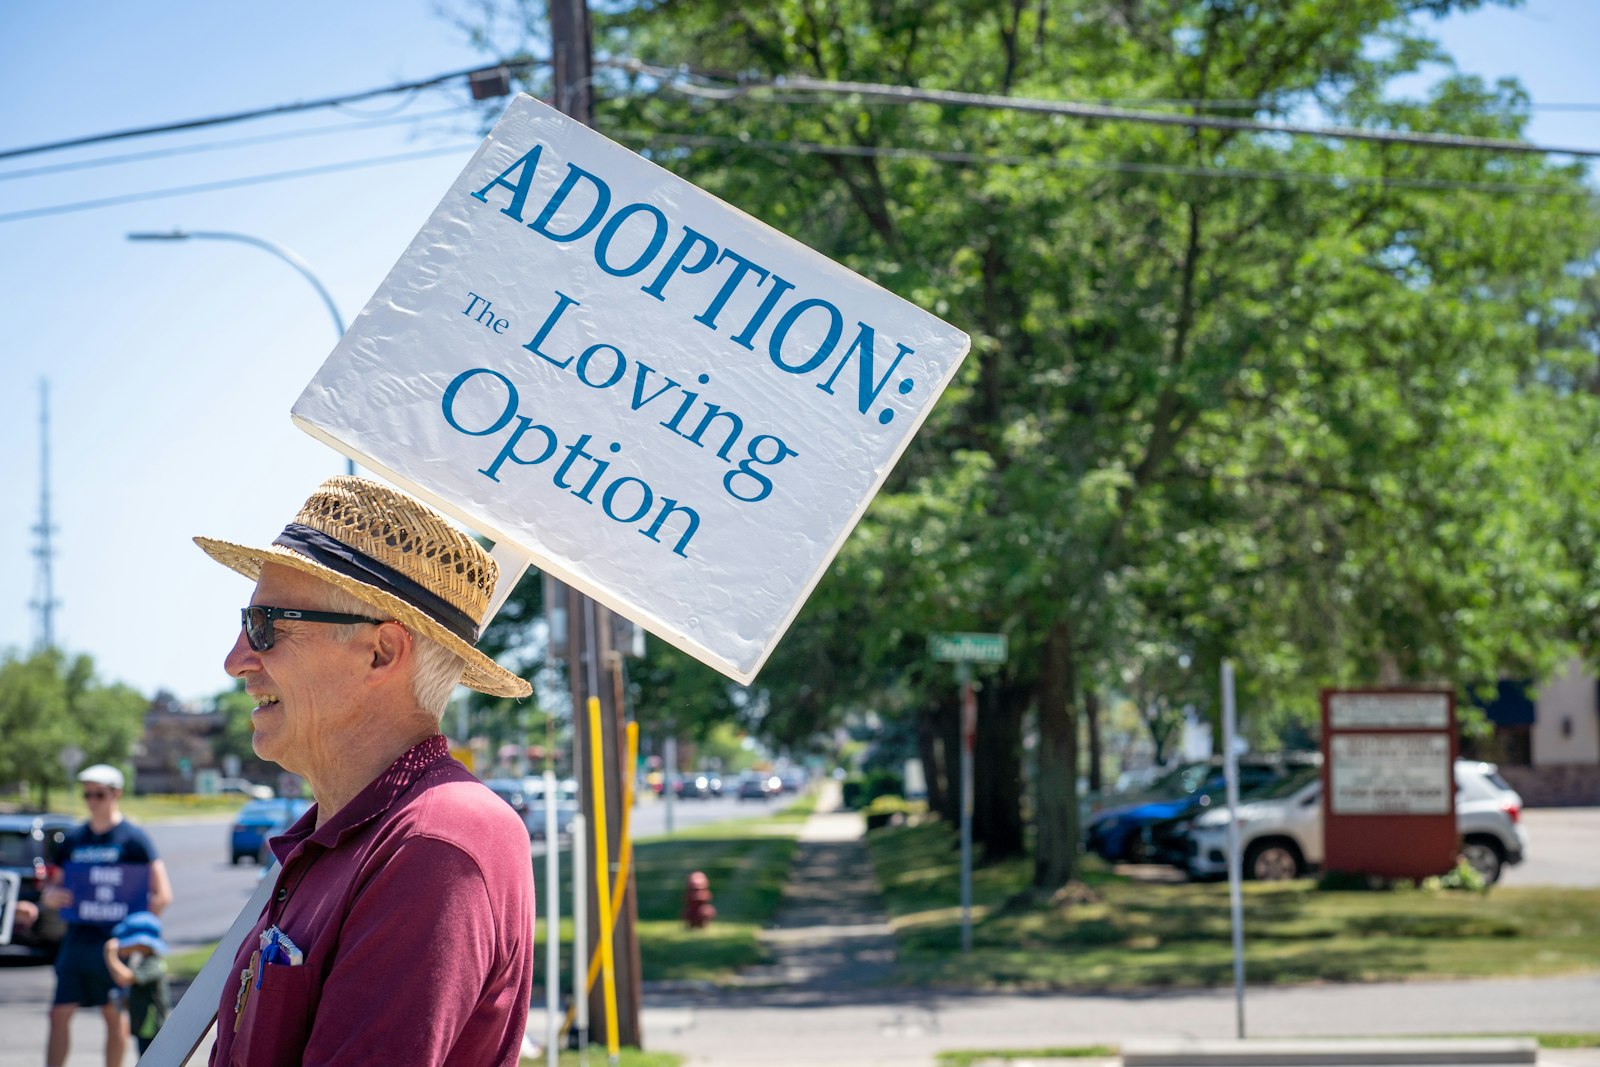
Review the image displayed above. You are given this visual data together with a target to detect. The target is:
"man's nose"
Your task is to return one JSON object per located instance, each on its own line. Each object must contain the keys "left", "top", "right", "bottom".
{"left": 224, "top": 626, "right": 260, "bottom": 678}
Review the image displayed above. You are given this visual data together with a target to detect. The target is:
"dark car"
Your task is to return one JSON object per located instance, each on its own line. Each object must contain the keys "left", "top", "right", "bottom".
{"left": 0, "top": 812, "right": 74, "bottom": 962}
{"left": 230, "top": 797, "right": 313, "bottom": 864}
{"left": 1085, "top": 758, "right": 1297, "bottom": 864}
{"left": 673, "top": 773, "right": 715, "bottom": 800}
{"left": 736, "top": 773, "right": 776, "bottom": 801}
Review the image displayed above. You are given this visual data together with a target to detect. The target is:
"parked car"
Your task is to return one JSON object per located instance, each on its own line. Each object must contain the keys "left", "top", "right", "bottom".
{"left": 526, "top": 798, "right": 580, "bottom": 841}
{"left": 1142, "top": 762, "right": 1323, "bottom": 867}
{"left": 230, "top": 797, "right": 313, "bottom": 864}
{"left": 736, "top": 773, "right": 778, "bottom": 801}
{"left": 1184, "top": 758, "right": 1528, "bottom": 883}
{"left": 673, "top": 773, "right": 716, "bottom": 800}
{"left": 0, "top": 812, "right": 74, "bottom": 961}
{"left": 254, "top": 809, "right": 301, "bottom": 871}
{"left": 217, "top": 777, "right": 275, "bottom": 801}
{"left": 1085, "top": 757, "right": 1305, "bottom": 864}
{"left": 486, "top": 778, "right": 579, "bottom": 839}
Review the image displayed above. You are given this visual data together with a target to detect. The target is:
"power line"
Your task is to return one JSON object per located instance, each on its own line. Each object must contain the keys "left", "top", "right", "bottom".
{"left": 0, "top": 106, "right": 477, "bottom": 183}
{"left": 8, "top": 54, "right": 1599, "bottom": 174}
{"left": 626, "top": 130, "right": 1597, "bottom": 198}
{"left": 0, "top": 142, "right": 477, "bottom": 225}
{"left": 614, "top": 60, "right": 1600, "bottom": 160}
{"left": 4, "top": 56, "right": 1593, "bottom": 226}
{"left": 0, "top": 61, "right": 531, "bottom": 163}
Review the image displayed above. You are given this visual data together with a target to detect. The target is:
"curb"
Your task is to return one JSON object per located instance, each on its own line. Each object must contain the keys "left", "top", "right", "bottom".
{"left": 1123, "top": 1038, "right": 1540, "bottom": 1067}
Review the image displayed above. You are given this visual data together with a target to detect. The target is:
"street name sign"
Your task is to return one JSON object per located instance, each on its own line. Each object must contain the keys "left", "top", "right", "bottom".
{"left": 930, "top": 632, "right": 1008, "bottom": 664}
{"left": 291, "top": 94, "right": 971, "bottom": 684}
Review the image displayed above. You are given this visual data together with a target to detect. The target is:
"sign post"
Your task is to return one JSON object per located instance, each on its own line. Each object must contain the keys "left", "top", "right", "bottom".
{"left": 1220, "top": 660, "right": 1245, "bottom": 1039}
{"left": 931, "top": 633, "right": 1007, "bottom": 953}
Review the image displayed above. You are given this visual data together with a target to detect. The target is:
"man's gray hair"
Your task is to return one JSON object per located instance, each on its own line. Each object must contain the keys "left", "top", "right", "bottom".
{"left": 316, "top": 584, "right": 464, "bottom": 715}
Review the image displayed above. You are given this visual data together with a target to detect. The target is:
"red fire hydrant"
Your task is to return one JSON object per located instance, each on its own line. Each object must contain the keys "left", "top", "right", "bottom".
{"left": 682, "top": 870, "right": 716, "bottom": 929}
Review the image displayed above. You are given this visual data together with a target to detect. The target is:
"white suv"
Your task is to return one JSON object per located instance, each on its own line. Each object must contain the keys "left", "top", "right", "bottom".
{"left": 1185, "top": 758, "right": 1528, "bottom": 884}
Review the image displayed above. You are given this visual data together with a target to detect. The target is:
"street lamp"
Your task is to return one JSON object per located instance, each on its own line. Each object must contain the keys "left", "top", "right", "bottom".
{"left": 127, "top": 228, "right": 356, "bottom": 476}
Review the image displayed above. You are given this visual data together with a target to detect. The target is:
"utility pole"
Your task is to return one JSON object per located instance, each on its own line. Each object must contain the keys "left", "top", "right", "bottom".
{"left": 548, "top": 0, "right": 643, "bottom": 1050}
{"left": 31, "top": 379, "right": 60, "bottom": 651}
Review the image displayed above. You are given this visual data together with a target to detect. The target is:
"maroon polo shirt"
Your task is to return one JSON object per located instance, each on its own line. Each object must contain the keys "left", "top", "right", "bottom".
{"left": 210, "top": 735, "right": 535, "bottom": 1067}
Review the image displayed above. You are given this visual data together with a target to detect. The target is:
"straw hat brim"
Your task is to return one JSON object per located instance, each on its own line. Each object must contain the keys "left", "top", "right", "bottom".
{"left": 193, "top": 536, "right": 531, "bottom": 699}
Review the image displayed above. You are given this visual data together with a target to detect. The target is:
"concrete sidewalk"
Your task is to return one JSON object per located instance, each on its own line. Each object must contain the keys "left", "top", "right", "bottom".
{"left": 637, "top": 783, "right": 1600, "bottom": 1067}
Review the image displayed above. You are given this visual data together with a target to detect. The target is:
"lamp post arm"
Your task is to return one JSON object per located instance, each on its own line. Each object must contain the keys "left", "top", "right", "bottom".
{"left": 130, "top": 229, "right": 346, "bottom": 337}
{"left": 127, "top": 228, "right": 354, "bottom": 475}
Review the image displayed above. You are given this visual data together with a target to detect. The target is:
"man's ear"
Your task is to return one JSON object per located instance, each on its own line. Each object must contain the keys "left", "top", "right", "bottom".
{"left": 368, "top": 621, "right": 411, "bottom": 679}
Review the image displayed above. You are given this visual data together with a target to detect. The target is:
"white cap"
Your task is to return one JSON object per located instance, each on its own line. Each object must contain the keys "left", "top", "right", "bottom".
{"left": 78, "top": 764, "right": 125, "bottom": 790}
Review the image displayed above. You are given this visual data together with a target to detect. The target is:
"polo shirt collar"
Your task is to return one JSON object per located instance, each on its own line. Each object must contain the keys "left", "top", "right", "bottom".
{"left": 278, "top": 735, "right": 454, "bottom": 857}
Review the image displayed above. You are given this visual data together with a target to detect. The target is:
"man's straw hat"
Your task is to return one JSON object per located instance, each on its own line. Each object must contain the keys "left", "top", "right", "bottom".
{"left": 195, "top": 476, "right": 531, "bottom": 699}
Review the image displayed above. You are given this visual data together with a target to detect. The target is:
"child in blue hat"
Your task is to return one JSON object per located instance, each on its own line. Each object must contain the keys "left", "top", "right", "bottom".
{"left": 103, "top": 911, "right": 171, "bottom": 1055}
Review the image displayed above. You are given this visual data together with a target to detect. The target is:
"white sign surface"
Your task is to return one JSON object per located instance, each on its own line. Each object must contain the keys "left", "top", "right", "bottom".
{"left": 1329, "top": 734, "right": 1452, "bottom": 814}
{"left": 1328, "top": 692, "right": 1450, "bottom": 730}
{"left": 293, "top": 94, "right": 970, "bottom": 683}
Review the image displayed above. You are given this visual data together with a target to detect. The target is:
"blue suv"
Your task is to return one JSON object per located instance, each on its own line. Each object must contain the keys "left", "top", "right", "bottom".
{"left": 230, "top": 798, "right": 312, "bottom": 864}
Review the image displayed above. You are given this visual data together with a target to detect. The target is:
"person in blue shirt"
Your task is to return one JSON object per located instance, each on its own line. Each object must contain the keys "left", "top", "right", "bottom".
{"left": 40, "top": 764, "right": 173, "bottom": 1067}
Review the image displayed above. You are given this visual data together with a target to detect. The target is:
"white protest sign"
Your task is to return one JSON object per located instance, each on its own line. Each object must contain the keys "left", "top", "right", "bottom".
{"left": 293, "top": 94, "right": 970, "bottom": 683}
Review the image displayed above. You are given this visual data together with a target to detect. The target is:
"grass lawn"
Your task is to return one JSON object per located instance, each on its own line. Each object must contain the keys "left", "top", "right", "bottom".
{"left": 866, "top": 818, "right": 1600, "bottom": 990}
{"left": 521, "top": 1048, "right": 682, "bottom": 1067}
{"left": 537, "top": 801, "right": 810, "bottom": 989}
{"left": 121, "top": 793, "right": 258, "bottom": 821}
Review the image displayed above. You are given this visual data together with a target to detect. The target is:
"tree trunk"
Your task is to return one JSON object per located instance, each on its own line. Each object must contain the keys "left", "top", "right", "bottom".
{"left": 1033, "top": 618, "right": 1081, "bottom": 891}
{"left": 973, "top": 677, "right": 1025, "bottom": 860}
{"left": 1085, "top": 689, "right": 1104, "bottom": 794}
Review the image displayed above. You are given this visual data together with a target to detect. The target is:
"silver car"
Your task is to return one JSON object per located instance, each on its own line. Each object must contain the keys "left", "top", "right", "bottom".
{"left": 1185, "top": 758, "right": 1528, "bottom": 883}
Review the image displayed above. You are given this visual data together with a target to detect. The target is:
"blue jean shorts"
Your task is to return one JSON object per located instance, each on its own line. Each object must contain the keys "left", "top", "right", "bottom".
{"left": 53, "top": 934, "right": 124, "bottom": 1008}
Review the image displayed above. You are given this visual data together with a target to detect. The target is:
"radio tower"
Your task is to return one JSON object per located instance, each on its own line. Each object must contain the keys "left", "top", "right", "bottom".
{"left": 31, "top": 379, "right": 60, "bottom": 651}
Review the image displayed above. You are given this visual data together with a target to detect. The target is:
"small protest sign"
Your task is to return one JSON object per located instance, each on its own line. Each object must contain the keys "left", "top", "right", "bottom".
{"left": 0, "top": 871, "right": 18, "bottom": 945}
{"left": 292, "top": 94, "right": 970, "bottom": 683}
{"left": 61, "top": 862, "right": 151, "bottom": 925}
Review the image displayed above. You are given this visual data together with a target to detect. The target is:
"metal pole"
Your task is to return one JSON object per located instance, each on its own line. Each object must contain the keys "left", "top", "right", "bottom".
{"left": 571, "top": 811, "right": 588, "bottom": 1056}
{"left": 663, "top": 737, "right": 677, "bottom": 835}
{"left": 544, "top": 770, "right": 561, "bottom": 1067}
{"left": 126, "top": 228, "right": 355, "bottom": 476}
{"left": 959, "top": 663, "right": 975, "bottom": 954}
{"left": 1222, "top": 659, "right": 1246, "bottom": 1038}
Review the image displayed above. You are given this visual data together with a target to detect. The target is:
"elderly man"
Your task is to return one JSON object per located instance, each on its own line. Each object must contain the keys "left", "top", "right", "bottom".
{"left": 195, "top": 476, "right": 535, "bottom": 1066}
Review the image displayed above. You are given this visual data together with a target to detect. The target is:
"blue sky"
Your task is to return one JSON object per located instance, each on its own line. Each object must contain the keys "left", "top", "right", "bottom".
{"left": 1, "top": 0, "right": 1597, "bottom": 704}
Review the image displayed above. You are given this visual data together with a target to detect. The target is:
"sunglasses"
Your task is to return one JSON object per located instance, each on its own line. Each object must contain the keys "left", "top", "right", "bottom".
{"left": 82, "top": 790, "right": 112, "bottom": 800}
{"left": 241, "top": 605, "right": 385, "bottom": 652}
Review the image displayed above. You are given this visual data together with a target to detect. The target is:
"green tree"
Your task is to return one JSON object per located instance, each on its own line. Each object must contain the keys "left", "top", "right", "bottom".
{"left": 467, "top": 0, "right": 1600, "bottom": 893}
{"left": 0, "top": 649, "right": 147, "bottom": 809}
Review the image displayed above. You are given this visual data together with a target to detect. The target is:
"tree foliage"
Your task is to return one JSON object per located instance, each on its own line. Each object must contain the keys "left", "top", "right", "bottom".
{"left": 0, "top": 648, "right": 147, "bottom": 809}
{"left": 464, "top": 0, "right": 1600, "bottom": 890}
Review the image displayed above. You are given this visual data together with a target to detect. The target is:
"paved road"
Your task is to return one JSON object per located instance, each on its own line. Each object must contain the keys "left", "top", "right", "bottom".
{"left": 1499, "top": 806, "right": 1600, "bottom": 888}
